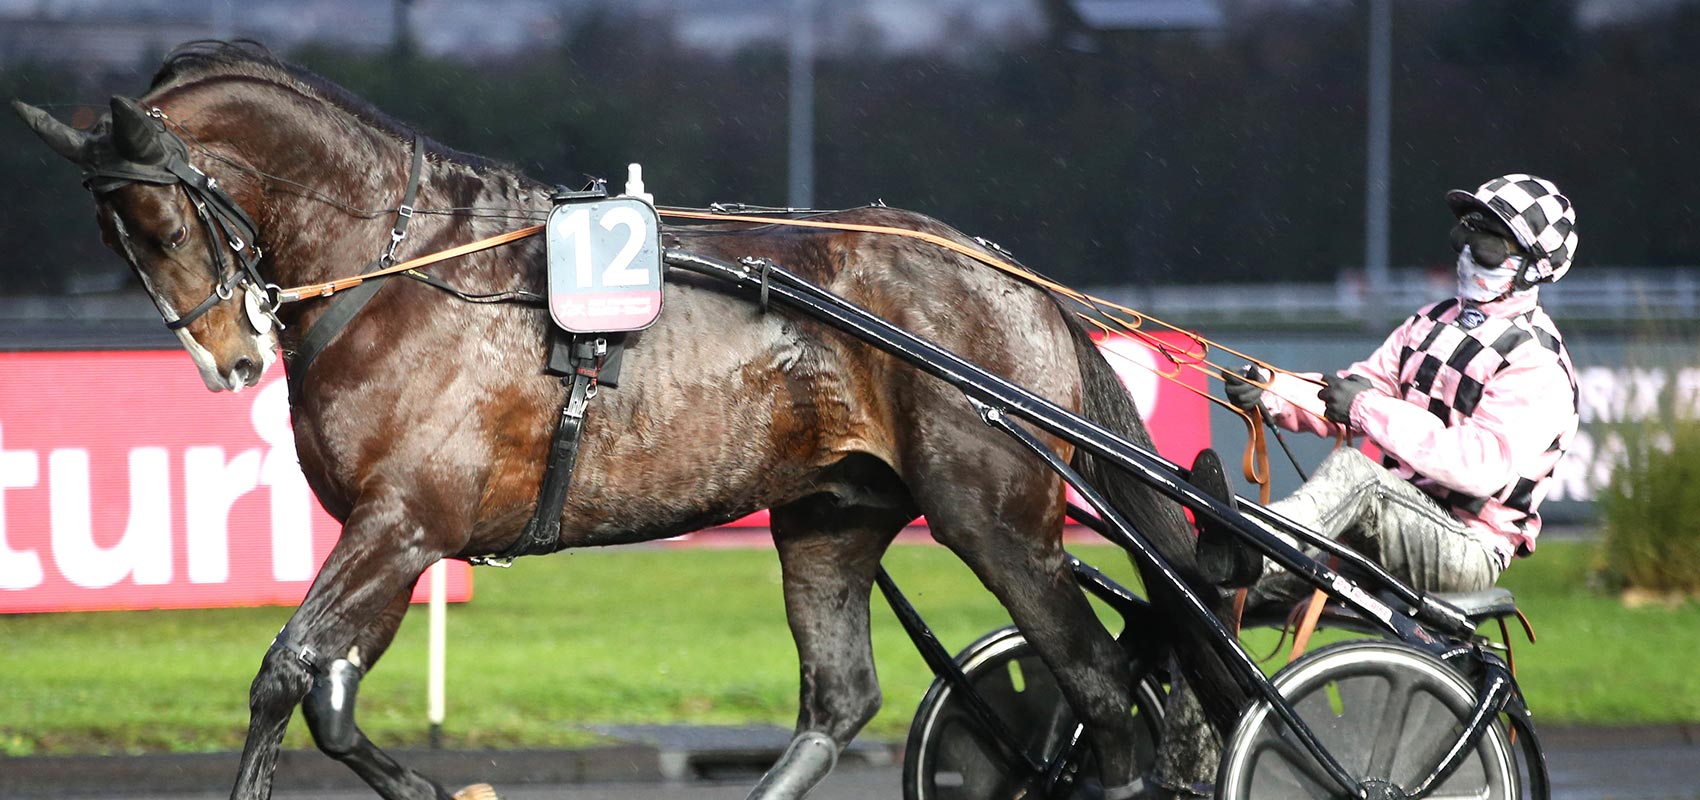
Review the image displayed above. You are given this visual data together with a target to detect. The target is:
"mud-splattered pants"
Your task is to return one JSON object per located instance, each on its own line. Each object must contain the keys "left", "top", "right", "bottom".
{"left": 1150, "top": 447, "right": 1503, "bottom": 795}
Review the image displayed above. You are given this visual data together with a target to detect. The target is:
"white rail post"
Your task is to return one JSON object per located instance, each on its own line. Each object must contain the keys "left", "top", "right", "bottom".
{"left": 427, "top": 558, "right": 447, "bottom": 748}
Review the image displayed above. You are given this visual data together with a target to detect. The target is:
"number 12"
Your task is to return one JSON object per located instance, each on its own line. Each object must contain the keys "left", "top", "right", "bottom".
{"left": 559, "top": 205, "right": 651, "bottom": 288}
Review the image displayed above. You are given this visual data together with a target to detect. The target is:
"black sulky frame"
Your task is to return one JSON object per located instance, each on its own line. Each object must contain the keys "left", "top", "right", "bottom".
{"left": 663, "top": 249, "right": 1549, "bottom": 800}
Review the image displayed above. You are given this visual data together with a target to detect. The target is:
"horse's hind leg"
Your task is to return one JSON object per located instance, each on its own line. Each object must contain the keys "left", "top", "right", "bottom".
{"left": 301, "top": 585, "right": 479, "bottom": 800}
{"left": 747, "top": 493, "right": 909, "bottom": 800}
{"left": 920, "top": 477, "right": 1147, "bottom": 796}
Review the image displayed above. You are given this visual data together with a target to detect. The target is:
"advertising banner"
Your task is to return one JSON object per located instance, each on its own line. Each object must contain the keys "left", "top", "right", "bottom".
{"left": 0, "top": 332, "right": 1204, "bottom": 613}
{"left": 0, "top": 351, "right": 472, "bottom": 614}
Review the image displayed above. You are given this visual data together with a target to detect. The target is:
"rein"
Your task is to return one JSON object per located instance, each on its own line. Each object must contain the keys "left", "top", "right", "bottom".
{"left": 274, "top": 205, "right": 1331, "bottom": 495}
{"left": 84, "top": 101, "right": 1323, "bottom": 495}
{"left": 654, "top": 209, "right": 1331, "bottom": 493}
{"left": 270, "top": 223, "right": 543, "bottom": 304}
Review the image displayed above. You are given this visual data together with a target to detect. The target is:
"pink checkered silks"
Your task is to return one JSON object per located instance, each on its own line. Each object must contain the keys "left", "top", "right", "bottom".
{"left": 1260, "top": 291, "right": 1580, "bottom": 565}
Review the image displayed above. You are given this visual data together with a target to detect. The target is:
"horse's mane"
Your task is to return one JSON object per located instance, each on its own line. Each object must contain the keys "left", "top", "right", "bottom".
{"left": 149, "top": 40, "right": 512, "bottom": 173}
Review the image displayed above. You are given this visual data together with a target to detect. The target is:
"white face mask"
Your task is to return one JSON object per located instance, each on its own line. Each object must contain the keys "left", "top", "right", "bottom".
{"left": 1456, "top": 247, "right": 1526, "bottom": 303}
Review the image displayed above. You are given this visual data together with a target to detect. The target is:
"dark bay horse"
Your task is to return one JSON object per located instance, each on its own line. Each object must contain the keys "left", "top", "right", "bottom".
{"left": 15, "top": 42, "right": 1240, "bottom": 800}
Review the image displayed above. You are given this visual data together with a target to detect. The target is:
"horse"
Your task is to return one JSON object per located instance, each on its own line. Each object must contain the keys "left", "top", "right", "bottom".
{"left": 15, "top": 42, "right": 1242, "bottom": 800}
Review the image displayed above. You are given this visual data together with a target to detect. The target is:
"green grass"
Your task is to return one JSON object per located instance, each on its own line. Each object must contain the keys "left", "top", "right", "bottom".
{"left": 1597, "top": 418, "right": 1700, "bottom": 594}
{"left": 2, "top": 540, "right": 1696, "bottom": 756}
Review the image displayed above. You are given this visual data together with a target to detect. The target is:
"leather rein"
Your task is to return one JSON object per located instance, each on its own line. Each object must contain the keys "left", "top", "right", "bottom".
{"left": 125, "top": 114, "right": 1315, "bottom": 495}
{"left": 271, "top": 204, "right": 1331, "bottom": 497}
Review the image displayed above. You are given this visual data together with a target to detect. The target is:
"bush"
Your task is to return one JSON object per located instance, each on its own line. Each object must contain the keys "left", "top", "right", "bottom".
{"left": 1596, "top": 418, "right": 1700, "bottom": 595}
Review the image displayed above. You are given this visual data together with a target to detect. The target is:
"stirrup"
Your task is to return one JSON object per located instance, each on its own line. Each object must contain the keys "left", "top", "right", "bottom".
{"left": 1188, "top": 448, "right": 1260, "bottom": 587}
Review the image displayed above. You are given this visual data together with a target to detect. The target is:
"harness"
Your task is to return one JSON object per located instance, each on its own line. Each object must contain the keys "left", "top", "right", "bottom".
{"left": 285, "top": 133, "right": 425, "bottom": 394}
{"left": 93, "top": 104, "right": 1328, "bottom": 568}
{"left": 469, "top": 332, "right": 621, "bottom": 567}
{"left": 85, "top": 106, "right": 626, "bottom": 567}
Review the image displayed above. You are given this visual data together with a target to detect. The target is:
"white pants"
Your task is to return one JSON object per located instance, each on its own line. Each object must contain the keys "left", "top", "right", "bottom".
{"left": 1151, "top": 448, "right": 1502, "bottom": 793}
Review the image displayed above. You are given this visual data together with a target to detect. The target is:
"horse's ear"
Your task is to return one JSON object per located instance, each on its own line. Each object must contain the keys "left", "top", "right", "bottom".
{"left": 11, "top": 100, "right": 90, "bottom": 164}
{"left": 110, "top": 96, "right": 167, "bottom": 165}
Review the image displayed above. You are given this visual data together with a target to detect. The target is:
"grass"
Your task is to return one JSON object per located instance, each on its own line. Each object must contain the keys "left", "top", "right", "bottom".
{"left": 2, "top": 539, "right": 1697, "bottom": 757}
{"left": 1597, "top": 418, "right": 1700, "bottom": 595}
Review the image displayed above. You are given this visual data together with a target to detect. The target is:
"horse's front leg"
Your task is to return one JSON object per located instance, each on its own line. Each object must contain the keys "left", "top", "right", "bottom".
{"left": 301, "top": 585, "right": 495, "bottom": 800}
{"left": 230, "top": 484, "right": 455, "bottom": 800}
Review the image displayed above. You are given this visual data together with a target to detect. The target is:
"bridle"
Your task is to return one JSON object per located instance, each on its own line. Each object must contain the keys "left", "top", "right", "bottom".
{"left": 84, "top": 104, "right": 426, "bottom": 338}
{"left": 154, "top": 157, "right": 265, "bottom": 332}
{"left": 83, "top": 108, "right": 276, "bottom": 333}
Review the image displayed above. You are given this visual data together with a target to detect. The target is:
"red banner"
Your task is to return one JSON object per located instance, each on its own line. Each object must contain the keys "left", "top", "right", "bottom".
{"left": 0, "top": 351, "right": 471, "bottom": 614}
{"left": 0, "top": 333, "right": 1206, "bottom": 613}
{"left": 1091, "top": 329, "right": 1211, "bottom": 462}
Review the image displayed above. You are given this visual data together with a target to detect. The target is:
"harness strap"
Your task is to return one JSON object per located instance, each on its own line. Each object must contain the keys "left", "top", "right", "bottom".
{"left": 273, "top": 224, "right": 542, "bottom": 303}
{"left": 144, "top": 159, "right": 268, "bottom": 331}
{"left": 383, "top": 135, "right": 425, "bottom": 264}
{"left": 471, "top": 334, "right": 612, "bottom": 567}
{"left": 1288, "top": 586, "right": 1331, "bottom": 663}
{"left": 286, "top": 271, "right": 390, "bottom": 399}
{"left": 283, "top": 136, "right": 427, "bottom": 393}
{"left": 165, "top": 160, "right": 261, "bottom": 256}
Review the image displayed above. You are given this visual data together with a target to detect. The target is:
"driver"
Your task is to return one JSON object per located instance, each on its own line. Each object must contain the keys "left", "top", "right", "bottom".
{"left": 1146, "top": 174, "right": 1581, "bottom": 799}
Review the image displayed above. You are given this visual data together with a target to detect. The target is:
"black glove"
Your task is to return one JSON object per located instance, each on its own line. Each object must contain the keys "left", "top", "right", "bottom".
{"left": 1319, "top": 374, "right": 1373, "bottom": 424}
{"left": 1222, "top": 365, "right": 1266, "bottom": 411}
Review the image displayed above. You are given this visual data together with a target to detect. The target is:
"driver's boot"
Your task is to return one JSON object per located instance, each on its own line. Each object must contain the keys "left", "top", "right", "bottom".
{"left": 1189, "top": 448, "right": 1261, "bottom": 587}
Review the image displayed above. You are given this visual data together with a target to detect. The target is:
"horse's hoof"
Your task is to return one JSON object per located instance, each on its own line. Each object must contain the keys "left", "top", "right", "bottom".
{"left": 453, "top": 784, "right": 499, "bottom": 800}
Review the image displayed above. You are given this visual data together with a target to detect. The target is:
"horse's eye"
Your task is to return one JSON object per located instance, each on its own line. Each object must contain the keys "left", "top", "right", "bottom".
{"left": 163, "top": 225, "right": 188, "bottom": 250}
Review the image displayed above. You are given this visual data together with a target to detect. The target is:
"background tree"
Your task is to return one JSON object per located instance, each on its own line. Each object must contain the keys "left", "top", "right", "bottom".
{"left": 4, "top": 0, "right": 1696, "bottom": 295}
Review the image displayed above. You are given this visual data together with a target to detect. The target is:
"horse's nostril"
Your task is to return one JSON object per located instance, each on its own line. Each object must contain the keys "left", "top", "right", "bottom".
{"left": 232, "top": 356, "right": 259, "bottom": 386}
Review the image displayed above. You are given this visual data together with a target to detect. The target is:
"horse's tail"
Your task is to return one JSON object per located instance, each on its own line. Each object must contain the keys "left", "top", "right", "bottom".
{"left": 1063, "top": 317, "right": 1247, "bottom": 728}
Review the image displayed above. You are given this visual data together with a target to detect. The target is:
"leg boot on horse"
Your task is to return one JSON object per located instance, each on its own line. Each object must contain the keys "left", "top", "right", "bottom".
{"left": 300, "top": 588, "right": 495, "bottom": 800}
{"left": 233, "top": 482, "right": 465, "bottom": 800}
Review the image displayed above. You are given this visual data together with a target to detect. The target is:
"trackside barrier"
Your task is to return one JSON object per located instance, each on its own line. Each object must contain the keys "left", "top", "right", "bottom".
{"left": 0, "top": 334, "right": 1204, "bottom": 614}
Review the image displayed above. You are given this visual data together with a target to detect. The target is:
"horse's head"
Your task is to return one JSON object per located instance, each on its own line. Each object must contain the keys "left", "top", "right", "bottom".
{"left": 13, "top": 95, "right": 278, "bottom": 392}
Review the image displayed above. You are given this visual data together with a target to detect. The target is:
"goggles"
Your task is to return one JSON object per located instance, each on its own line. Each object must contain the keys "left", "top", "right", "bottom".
{"left": 1449, "top": 212, "right": 1529, "bottom": 269}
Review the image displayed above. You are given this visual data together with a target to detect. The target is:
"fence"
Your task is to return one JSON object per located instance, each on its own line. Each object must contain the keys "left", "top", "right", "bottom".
{"left": 1082, "top": 267, "right": 1700, "bottom": 328}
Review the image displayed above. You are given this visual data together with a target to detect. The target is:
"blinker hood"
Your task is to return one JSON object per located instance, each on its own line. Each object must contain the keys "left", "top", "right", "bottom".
{"left": 10, "top": 95, "right": 192, "bottom": 194}
{"left": 79, "top": 102, "right": 195, "bottom": 194}
{"left": 79, "top": 130, "right": 193, "bottom": 192}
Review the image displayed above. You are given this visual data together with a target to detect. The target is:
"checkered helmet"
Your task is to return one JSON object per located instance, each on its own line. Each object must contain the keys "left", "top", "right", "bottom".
{"left": 1446, "top": 174, "right": 1577, "bottom": 285}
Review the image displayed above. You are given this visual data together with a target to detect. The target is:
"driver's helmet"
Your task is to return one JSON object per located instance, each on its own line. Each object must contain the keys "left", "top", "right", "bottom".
{"left": 1445, "top": 174, "right": 1577, "bottom": 285}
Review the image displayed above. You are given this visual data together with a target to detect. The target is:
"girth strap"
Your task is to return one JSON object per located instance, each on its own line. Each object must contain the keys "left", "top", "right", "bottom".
{"left": 471, "top": 333, "right": 620, "bottom": 567}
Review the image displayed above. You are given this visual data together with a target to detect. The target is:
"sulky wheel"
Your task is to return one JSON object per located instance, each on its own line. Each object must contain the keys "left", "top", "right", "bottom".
{"left": 903, "top": 625, "right": 1166, "bottom": 800}
{"left": 1218, "top": 639, "right": 1520, "bottom": 800}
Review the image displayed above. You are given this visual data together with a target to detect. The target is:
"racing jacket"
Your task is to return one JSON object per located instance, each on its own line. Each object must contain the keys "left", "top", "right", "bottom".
{"left": 1259, "top": 291, "right": 1579, "bottom": 565}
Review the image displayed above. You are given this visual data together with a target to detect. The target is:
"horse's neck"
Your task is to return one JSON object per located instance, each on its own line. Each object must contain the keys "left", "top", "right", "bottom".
{"left": 231, "top": 120, "right": 542, "bottom": 294}
{"left": 241, "top": 127, "right": 415, "bottom": 289}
